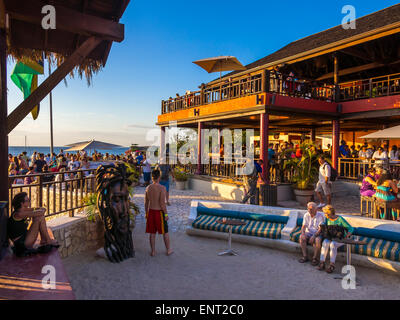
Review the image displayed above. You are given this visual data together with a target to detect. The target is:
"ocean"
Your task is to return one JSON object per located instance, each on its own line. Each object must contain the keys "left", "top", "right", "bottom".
{"left": 8, "top": 146, "right": 130, "bottom": 157}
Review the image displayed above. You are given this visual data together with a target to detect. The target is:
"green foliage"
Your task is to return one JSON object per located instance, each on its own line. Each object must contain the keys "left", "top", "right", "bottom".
{"left": 173, "top": 166, "right": 188, "bottom": 181}
{"left": 82, "top": 193, "right": 99, "bottom": 222}
{"left": 283, "top": 142, "right": 320, "bottom": 190}
{"left": 124, "top": 162, "right": 140, "bottom": 185}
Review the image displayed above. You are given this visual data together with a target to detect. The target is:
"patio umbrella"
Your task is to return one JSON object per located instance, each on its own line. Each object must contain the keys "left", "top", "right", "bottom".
{"left": 193, "top": 56, "right": 247, "bottom": 82}
{"left": 64, "top": 139, "right": 123, "bottom": 152}
{"left": 360, "top": 125, "right": 400, "bottom": 139}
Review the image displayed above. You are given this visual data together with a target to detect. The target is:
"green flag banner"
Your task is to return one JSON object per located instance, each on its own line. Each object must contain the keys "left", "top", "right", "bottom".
{"left": 11, "top": 59, "right": 44, "bottom": 120}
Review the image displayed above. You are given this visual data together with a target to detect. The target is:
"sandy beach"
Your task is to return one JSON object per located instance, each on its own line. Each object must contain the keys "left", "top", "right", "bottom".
{"left": 62, "top": 186, "right": 400, "bottom": 300}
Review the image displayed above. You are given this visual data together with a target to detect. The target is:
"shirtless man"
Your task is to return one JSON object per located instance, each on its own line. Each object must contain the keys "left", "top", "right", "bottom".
{"left": 145, "top": 169, "right": 173, "bottom": 256}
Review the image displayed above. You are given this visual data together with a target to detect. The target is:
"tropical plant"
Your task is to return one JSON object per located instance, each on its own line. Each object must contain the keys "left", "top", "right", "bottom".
{"left": 124, "top": 162, "right": 140, "bottom": 186}
{"left": 173, "top": 166, "right": 188, "bottom": 182}
{"left": 283, "top": 142, "right": 320, "bottom": 190}
{"left": 82, "top": 193, "right": 98, "bottom": 222}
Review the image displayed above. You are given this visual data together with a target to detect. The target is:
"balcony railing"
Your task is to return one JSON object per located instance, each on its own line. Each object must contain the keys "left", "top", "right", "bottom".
{"left": 339, "top": 73, "right": 400, "bottom": 101}
{"left": 161, "top": 71, "right": 335, "bottom": 114}
{"left": 161, "top": 70, "right": 400, "bottom": 115}
{"left": 338, "top": 158, "right": 400, "bottom": 181}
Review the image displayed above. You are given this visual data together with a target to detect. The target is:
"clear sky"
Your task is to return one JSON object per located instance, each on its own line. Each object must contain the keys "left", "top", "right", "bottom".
{"left": 7, "top": 0, "right": 399, "bottom": 147}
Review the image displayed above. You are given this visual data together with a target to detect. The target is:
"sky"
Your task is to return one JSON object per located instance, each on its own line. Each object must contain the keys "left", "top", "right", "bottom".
{"left": 7, "top": 0, "right": 400, "bottom": 147}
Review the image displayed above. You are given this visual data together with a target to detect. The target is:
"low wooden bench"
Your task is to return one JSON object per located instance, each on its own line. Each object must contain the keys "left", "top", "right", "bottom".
{"left": 374, "top": 199, "right": 400, "bottom": 220}
{"left": 0, "top": 229, "right": 75, "bottom": 300}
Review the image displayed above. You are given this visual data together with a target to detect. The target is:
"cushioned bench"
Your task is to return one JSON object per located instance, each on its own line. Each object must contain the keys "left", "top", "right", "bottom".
{"left": 192, "top": 207, "right": 288, "bottom": 239}
{"left": 290, "top": 219, "right": 400, "bottom": 262}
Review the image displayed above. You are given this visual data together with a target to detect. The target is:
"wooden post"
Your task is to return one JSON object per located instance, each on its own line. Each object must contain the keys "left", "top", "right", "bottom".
{"left": 310, "top": 128, "right": 316, "bottom": 143}
{"left": 196, "top": 122, "right": 203, "bottom": 175}
{"left": 37, "top": 175, "right": 43, "bottom": 208}
{"left": 200, "top": 84, "right": 205, "bottom": 105}
{"left": 160, "top": 126, "right": 166, "bottom": 163}
{"left": 260, "top": 113, "right": 269, "bottom": 183}
{"left": 332, "top": 120, "right": 340, "bottom": 170}
{"left": 0, "top": 27, "right": 7, "bottom": 203}
{"left": 333, "top": 53, "right": 340, "bottom": 102}
{"left": 262, "top": 69, "right": 270, "bottom": 92}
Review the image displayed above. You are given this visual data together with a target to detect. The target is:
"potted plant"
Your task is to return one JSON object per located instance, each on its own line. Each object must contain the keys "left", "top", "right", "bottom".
{"left": 173, "top": 166, "right": 188, "bottom": 190}
{"left": 283, "top": 142, "right": 319, "bottom": 205}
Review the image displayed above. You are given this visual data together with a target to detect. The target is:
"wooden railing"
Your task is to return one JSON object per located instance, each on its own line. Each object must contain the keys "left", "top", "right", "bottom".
{"left": 161, "top": 71, "right": 400, "bottom": 115}
{"left": 338, "top": 158, "right": 400, "bottom": 180}
{"left": 8, "top": 169, "right": 97, "bottom": 218}
{"left": 339, "top": 73, "right": 400, "bottom": 101}
{"left": 173, "top": 157, "right": 296, "bottom": 184}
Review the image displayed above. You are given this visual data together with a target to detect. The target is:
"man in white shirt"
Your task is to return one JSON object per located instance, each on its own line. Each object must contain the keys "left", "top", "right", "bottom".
{"left": 142, "top": 154, "right": 152, "bottom": 186}
{"left": 298, "top": 202, "right": 325, "bottom": 265}
{"left": 68, "top": 155, "right": 80, "bottom": 171}
{"left": 315, "top": 156, "right": 331, "bottom": 208}
{"left": 372, "top": 147, "right": 388, "bottom": 166}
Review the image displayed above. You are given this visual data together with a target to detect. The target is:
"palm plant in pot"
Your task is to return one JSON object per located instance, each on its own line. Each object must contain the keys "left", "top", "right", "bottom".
{"left": 283, "top": 142, "right": 320, "bottom": 205}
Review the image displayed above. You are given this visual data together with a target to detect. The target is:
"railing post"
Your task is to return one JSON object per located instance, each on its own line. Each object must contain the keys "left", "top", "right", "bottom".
{"left": 200, "top": 84, "right": 205, "bottom": 105}
{"left": 262, "top": 69, "right": 270, "bottom": 92}
{"left": 37, "top": 175, "right": 43, "bottom": 208}
{"left": 161, "top": 100, "right": 164, "bottom": 114}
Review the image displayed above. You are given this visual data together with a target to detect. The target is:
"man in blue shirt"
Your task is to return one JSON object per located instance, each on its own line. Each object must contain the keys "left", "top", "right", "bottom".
{"left": 339, "top": 140, "right": 350, "bottom": 158}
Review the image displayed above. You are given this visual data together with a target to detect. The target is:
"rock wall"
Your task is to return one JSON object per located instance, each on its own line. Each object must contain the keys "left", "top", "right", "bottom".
{"left": 47, "top": 213, "right": 104, "bottom": 259}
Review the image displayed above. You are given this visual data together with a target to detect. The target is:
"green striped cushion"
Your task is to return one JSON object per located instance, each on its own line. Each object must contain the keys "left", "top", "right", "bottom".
{"left": 290, "top": 226, "right": 400, "bottom": 262}
{"left": 192, "top": 214, "right": 284, "bottom": 239}
{"left": 352, "top": 236, "right": 400, "bottom": 262}
{"left": 290, "top": 226, "right": 302, "bottom": 242}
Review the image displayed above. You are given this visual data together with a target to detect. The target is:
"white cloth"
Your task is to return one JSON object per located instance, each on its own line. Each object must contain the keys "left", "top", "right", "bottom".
{"left": 389, "top": 150, "right": 399, "bottom": 160}
{"left": 318, "top": 162, "right": 331, "bottom": 183}
{"left": 358, "top": 150, "right": 372, "bottom": 159}
{"left": 372, "top": 151, "right": 388, "bottom": 160}
{"left": 320, "top": 239, "right": 344, "bottom": 264}
{"left": 142, "top": 159, "right": 152, "bottom": 173}
{"left": 302, "top": 211, "right": 325, "bottom": 235}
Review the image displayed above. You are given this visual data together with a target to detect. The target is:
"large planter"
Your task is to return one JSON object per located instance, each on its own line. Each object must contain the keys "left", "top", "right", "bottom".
{"left": 175, "top": 180, "right": 187, "bottom": 190}
{"left": 293, "top": 188, "right": 314, "bottom": 206}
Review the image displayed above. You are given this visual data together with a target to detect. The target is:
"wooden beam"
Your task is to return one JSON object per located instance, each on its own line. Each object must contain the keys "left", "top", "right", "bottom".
{"left": 4, "top": 0, "right": 124, "bottom": 42}
{"left": 341, "top": 47, "right": 374, "bottom": 62}
{"left": 0, "top": 27, "right": 7, "bottom": 202}
{"left": 7, "top": 37, "right": 101, "bottom": 134}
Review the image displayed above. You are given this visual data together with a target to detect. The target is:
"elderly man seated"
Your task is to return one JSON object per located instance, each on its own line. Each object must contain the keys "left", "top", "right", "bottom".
{"left": 298, "top": 202, "right": 325, "bottom": 265}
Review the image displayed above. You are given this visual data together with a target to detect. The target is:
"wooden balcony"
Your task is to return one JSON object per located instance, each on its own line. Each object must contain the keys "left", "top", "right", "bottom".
{"left": 160, "top": 71, "right": 400, "bottom": 116}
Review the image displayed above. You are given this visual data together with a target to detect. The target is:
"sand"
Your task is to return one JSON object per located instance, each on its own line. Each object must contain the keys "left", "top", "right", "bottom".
{"left": 62, "top": 187, "right": 400, "bottom": 300}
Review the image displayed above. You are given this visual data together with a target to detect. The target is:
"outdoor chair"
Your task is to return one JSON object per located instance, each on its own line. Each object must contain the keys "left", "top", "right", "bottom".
{"left": 360, "top": 195, "right": 375, "bottom": 217}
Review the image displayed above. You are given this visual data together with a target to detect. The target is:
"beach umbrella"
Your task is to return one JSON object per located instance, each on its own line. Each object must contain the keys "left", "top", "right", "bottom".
{"left": 360, "top": 125, "right": 400, "bottom": 139}
{"left": 64, "top": 139, "right": 123, "bottom": 152}
{"left": 193, "top": 56, "right": 246, "bottom": 81}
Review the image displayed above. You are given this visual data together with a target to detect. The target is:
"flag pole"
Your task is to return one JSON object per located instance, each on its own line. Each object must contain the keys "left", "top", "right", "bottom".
{"left": 48, "top": 58, "right": 54, "bottom": 155}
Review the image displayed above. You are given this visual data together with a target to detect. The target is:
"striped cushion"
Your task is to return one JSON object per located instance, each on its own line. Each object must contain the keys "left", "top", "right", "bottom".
{"left": 192, "top": 214, "right": 284, "bottom": 239}
{"left": 290, "top": 226, "right": 302, "bottom": 242}
{"left": 352, "top": 236, "right": 400, "bottom": 262}
{"left": 290, "top": 226, "right": 400, "bottom": 262}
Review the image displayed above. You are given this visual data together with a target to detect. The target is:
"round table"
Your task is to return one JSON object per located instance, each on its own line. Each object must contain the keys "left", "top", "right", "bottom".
{"left": 216, "top": 218, "right": 247, "bottom": 256}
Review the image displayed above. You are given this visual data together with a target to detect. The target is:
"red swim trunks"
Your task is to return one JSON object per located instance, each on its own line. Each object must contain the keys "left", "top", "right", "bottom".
{"left": 146, "top": 209, "right": 168, "bottom": 234}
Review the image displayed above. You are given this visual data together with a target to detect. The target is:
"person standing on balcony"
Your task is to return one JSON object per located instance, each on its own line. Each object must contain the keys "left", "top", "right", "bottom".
{"left": 389, "top": 145, "right": 399, "bottom": 162}
{"left": 372, "top": 147, "right": 388, "bottom": 167}
{"left": 315, "top": 156, "right": 332, "bottom": 208}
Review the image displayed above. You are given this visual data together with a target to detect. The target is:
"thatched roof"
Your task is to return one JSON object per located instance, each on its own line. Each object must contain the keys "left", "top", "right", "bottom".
{"left": 5, "top": 0, "right": 129, "bottom": 83}
{"left": 220, "top": 3, "right": 400, "bottom": 80}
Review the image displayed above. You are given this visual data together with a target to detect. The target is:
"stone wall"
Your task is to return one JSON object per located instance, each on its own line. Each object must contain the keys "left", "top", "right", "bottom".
{"left": 47, "top": 212, "right": 104, "bottom": 259}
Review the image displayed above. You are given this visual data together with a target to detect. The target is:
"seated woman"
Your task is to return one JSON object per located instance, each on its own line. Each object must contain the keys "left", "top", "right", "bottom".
{"left": 8, "top": 192, "right": 59, "bottom": 256}
{"left": 374, "top": 170, "right": 400, "bottom": 221}
{"left": 360, "top": 167, "right": 377, "bottom": 197}
{"left": 315, "top": 205, "right": 354, "bottom": 274}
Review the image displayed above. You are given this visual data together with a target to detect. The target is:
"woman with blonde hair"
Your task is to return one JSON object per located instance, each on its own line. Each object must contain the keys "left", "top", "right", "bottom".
{"left": 315, "top": 205, "right": 354, "bottom": 273}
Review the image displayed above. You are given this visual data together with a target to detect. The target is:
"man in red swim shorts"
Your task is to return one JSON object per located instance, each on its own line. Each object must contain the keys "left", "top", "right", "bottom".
{"left": 145, "top": 169, "right": 173, "bottom": 256}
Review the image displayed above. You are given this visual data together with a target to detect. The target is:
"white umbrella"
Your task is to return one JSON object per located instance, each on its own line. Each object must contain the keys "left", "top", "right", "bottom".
{"left": 65, "top": 139, "right": 122, "bottom": 152}
{"left": 360, "top": 125, "right": 400, "bottom": 139}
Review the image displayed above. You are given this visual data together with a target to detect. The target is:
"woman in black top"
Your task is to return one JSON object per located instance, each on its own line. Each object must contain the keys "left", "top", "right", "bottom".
{"left": 8, "top": 192, "right": 58, "bottom": 253}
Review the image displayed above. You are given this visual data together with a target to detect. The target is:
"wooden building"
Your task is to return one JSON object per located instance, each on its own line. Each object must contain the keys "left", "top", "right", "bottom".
{"left": 157, "top": 4, "right": 400, "bottom": 181}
